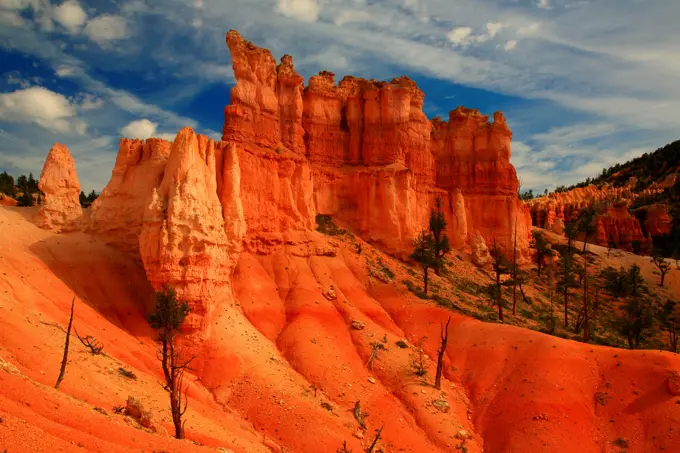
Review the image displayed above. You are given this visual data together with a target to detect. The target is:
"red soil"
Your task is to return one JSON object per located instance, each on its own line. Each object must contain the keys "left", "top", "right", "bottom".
{"left": 1, "top": 206, "right": 679, "bottom": 452}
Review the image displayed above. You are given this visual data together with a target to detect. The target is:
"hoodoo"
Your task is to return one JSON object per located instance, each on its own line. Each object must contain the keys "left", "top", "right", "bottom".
{"left": 36, "top": 143, "right": 82, "bottom": 232}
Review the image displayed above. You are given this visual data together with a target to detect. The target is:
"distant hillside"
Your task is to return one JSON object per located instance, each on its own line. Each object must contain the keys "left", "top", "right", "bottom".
{"left": 527, "top": 139, "right": 680, "bottom": 258}
{"left": 556, "top": 139, "right": 680, "bottom": 193}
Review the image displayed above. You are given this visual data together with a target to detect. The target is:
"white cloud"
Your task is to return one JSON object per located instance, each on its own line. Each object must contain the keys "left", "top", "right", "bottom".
{"left": 447, "top": 26, "right": 473, "bottom": 46}
{"left": 55, "top": 65, "right": 76, "bottom": 77}
{"left": 486, "top": 22, "right": 503, "bottom": 39}
{"left": 0, "top": 87, "right": 83, "bottom": 134}
{"left": 537, "top": 0, "right": 551, "bottom": 9}
{"left": 517, "top": 22, "right": 541, "bottom": 36}
{"left": 78, "top": 93, "right": 104, "bottom": 111}
{"left": 84, "top": 15, "right": 128, "bottom": 45}
{"left": 191, "top": 17, "right": 203, "bottom": 28}
{"left": 333, "top": 10, "right": 372, "bottom": 26}
{"left": 277, "top": 0, "right": 319, "bottom": 23}
{"left": 120, "top": 119, "right": 157, "bottom": 139}
{"left": 194, "top": 0, "right": 204, "bottom": 8}
{"left": 504, "top": 40, "right": 517, "bottom": 51}
{"left": 53, "top": 0, "right": 87, "bottom": 33}
{"left": 120, "top": 119, "right": 176, "bottom": 141}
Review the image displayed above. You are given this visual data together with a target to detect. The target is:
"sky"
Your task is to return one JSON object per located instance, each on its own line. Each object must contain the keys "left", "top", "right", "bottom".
{"left": 0, "top": 0, "right": 679, "bottom": 193}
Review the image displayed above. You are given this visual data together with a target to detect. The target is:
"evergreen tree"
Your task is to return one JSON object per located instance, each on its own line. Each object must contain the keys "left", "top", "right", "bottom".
{"left": 17, "top": 174, "right": 28, "bottom": 194}
{"left": 557, "top": 249, "right": 577, "bottom": 327}
{"left": 0, "top": 171, "right": 16, "bottom": 197}
{"left": 27, "top": 173, "right": 38, "bottom": 193}
{"left": 531, "top": 231, "right": 550, "bottom": 276}
{"left": 147, "top": 286, "right": 193, "bottom": 439}
{"left": 410, "top": 231, "right": 435, "bottom": 296}
{"left": 17, "top": 191, "right": 34, "bottom": 207}
{"left": 429, "top": 197, "right": 451, "bottom": 276}
{"left": 79, "top": 191, "right": 88, "bottom": 207}
{"left": 490, "top": 238, "right": 510, "bottom": 322}
{"left": 658, "top": 300, "right": 679, "bottom": 353}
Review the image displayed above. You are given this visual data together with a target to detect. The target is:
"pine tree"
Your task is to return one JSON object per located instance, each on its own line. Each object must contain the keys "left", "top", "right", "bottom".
{"left": 411, "top": 231, "right": 435, "bottom": 296}
{"left": 557, "top": 249, "right": 577, "bottom": 327}
{"left": 531, "top": 231, "right": 550, "bottom": 276}
{"left": 429, "top": 197, "right": 451, "bottom": 276}
{"left": 491, "top": 238, "right": 510, "bottom": 322}
{"left": 147, "top": 286, "right": 193, "bottom": 439}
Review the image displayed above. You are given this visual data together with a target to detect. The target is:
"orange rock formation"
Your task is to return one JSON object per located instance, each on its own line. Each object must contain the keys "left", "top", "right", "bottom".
{"left": 528, "top": 184, "right": 671, "bottom": 253}
{"left": 36, "top": 143, "right": 82, "bottom": 232}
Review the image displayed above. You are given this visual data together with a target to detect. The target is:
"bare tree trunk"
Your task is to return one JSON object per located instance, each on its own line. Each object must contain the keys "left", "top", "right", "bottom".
{"left": 170, "top": 390, "right": 184, "bottom": 439}
{"left": 366, "top": 426, "right": 384, "bottom": 453}
{"left": 55, "top": 296, "right": 75, "bottom": 389}
{"left": 497, "top": 268, "right": 504, "bottom": 322}
{"left": 434, "top": 317, "right": 451, "bottom": 390}
{"left": 423, "top": 266, "right": 429, "bottom": 296}
{"left": 583, "top": 253, "right": 589, "bottom": 342}
{"left": 512, "top": 221, "right": 518, "bottom": 315}
{"left": 564, "top": 287, "right": 569, "bottom": 327}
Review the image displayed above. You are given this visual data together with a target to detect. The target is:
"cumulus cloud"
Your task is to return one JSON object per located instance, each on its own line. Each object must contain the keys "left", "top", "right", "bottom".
{"left": 53, "top": 0, "right": 87, "bottom": 33}
{"left": 0, "top": 86, "right": 86, "bottom": 134}
{"left": 504, "top": 40, "right": 517, "bottom": 51}
{"left": 120, "top": 119, "right": 176, "bottom": 141}
{"left": 84, "top": 15, "right": 128, "bottom": 45}
{"left": 277, "top": 0, "right": 319, "bottom": 22}
{"left": 120, "top": 119, "right": 157, "bottom": 139}
{"left": 446, "top": 27, "right": 473, "bottom": 46}
{"left": 537, "top": 0, "right": 550, "bottom": 9}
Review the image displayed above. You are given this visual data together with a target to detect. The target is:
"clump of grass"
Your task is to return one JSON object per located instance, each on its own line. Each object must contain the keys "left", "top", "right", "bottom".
{"left": 316, "top": 215, "right": 346, "bottom": 236}
{"left": 118, "top": 367, "right": 137, "bottom": 380}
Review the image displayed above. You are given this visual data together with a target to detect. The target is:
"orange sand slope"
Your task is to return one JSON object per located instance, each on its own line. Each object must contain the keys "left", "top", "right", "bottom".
{"left": 1, "top": 205, "right": 679, "bottom": 453}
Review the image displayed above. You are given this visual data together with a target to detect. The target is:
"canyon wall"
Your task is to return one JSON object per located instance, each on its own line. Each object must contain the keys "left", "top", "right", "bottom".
{"left": 56, "top": 29, "right": 530, "bottom": 334}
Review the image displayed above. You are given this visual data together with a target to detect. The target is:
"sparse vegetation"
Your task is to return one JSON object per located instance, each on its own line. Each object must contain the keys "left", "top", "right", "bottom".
{"left": 118, "top": 367, "right": 138, "bottom": 380}
{"left": 74, "top": 328, "right": 104, "bottom": 355}
{"left": 411, "top": 337, "right": 428, "bottom": 377}
{"left": 316, "top": 214, "right": 346, "bottom": 236}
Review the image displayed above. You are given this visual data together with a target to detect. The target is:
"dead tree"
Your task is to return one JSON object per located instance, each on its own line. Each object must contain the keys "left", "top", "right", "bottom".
{"left": 366, "top": 425, "right": 384, "bottom": 453}
{"left": 434, "top": 317, "right": 451, "bottom": 390}
{"left": 366, "top": 342, "right": 383, "bottom": 371}
{"left": 74, "top": 328, "right": 104, "bottom": 355}
{"left": 353, "top": 401, "right": 366, "bottom": 428}
{"left": 55, "top": 296, "right": 75, "bottom": 389}
{"left": 512, "top": 221, "right": 518, "bottom": 315}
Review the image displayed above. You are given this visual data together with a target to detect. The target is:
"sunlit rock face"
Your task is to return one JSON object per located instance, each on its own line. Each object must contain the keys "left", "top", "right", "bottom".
{"left": 37, "top": 143, "right": 83, "bottom": 232}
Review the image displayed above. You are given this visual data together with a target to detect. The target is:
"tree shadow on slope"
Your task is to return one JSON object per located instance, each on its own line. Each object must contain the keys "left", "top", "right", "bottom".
{"left": 28, "top": 232, "right": 154, "bottom": 338}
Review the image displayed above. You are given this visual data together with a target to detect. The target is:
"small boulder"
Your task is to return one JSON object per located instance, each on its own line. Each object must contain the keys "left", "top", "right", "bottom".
{"left": 351, "top": 320, "right": 366, "bottom": 330}
{"left": 432, "top": 399, "right": 450, "bottom": 413}
{"left": 124, "top": 396, "right": 156, "bottom": 430}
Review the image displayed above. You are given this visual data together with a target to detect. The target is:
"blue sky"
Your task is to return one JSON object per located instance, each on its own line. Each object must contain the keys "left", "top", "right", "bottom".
{"left": 1, "top": 0, "right": 679, "bottom": 193}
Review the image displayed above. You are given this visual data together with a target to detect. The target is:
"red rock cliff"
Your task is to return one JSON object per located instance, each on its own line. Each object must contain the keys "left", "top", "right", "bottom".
{"left": 221, "top": 30, "right": 528, "bottom": 256}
